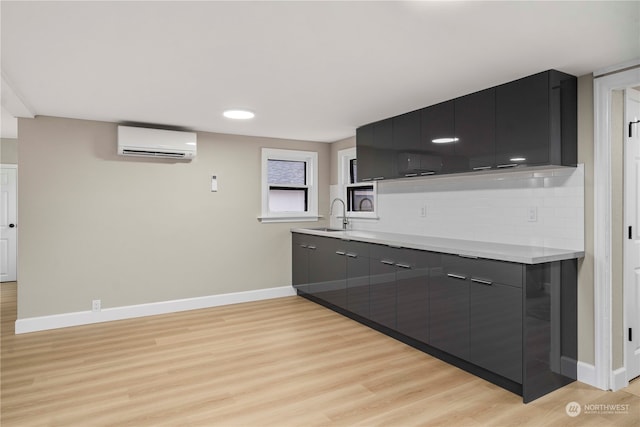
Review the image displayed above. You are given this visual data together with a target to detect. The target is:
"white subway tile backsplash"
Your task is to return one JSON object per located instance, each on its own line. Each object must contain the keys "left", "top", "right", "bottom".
{"left": 349, "top": 165, "right": 584, "bottom": 251}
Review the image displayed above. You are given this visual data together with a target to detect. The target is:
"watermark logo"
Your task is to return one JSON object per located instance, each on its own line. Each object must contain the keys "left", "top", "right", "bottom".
{"left": 583, "top": 403, "right": 630, "bottom": 415}
{"left": 565, "top": 401, "right": 582, "bottom": 417}
{"left": 565, "top": 401, "right": 631, "bottom": 417}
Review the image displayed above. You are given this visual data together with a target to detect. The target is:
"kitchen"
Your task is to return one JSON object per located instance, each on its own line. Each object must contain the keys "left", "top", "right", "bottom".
{"left": 1, "top": 1, "right": 639, "bottom": 425}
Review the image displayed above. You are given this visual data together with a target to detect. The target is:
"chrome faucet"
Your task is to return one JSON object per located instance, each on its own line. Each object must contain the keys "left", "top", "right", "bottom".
{"left": 330, "top": 198, "right": 348, "bottom": 230}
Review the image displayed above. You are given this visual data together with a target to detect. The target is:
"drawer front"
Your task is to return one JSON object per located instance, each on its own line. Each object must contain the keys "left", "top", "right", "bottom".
{"left": 443, "top": 255, "right": 523, "bottom": 288}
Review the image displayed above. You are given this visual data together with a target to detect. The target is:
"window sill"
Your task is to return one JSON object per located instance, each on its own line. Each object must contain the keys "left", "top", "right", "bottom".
{"left": 258, "top": 215, "right": 322, "bottom": 224}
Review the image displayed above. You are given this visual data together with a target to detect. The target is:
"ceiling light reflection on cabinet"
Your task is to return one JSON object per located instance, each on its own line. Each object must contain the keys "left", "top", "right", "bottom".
{"left": 432, "top": 137, "right": 459, "bottom": 143}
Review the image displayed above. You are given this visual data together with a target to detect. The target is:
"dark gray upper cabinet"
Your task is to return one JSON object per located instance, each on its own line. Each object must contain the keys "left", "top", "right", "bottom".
{"left": 356, "top": 119, "right": 395, "bottom": 182}
{"left": 393, "top": 111, "right": 422, "bottom": 177}
{"left": 356, "top": 69, "right": 577, "bottom": 180}
{"left": 454, "top": 88, "right": 496, "bottom": 171}
{"left": 355, "top": 124, "right": 375, "bottom": 182}
{"left": 495, "top": 70, "right": 577, "bottom": 167}
{"left": 420, "top": 101, "right": 457, "bottom": 173}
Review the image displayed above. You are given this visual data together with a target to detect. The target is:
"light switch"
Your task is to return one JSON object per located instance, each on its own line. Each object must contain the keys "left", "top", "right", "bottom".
{"left": 211, "top": 175, "right": 218, "bottom": 192}
{"left": 527, "top": 206, "right": 537, "bottom": 222}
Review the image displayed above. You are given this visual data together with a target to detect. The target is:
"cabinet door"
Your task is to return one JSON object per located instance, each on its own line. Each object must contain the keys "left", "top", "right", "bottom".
{"left": 429, "top": 255, "right": 469, "bottom": 359}
{"left": 356, "top": 119, "right": 395, "bottom": 181}
{"left": 470, "top": 280, "right": 522, "bottom": 383}
{"left": 495, "top": 71, "right": 550, "bottom": 166}
{"left": 420, "top": 101, "right": 458, "bottom": 173}
{"left": 369, "top": 256, "right": 397, "bottom": 330}
{"left": 356, "top": 124, "right": 376, "bottom": 182}
{"left": 292, "top": 233, "right": 309, "bottom": 290}
{"left": 454, "top": 88, "right": 495, "bottom": 171}
{"left": 396, "top": 249, "right": 433, "bottom": 343}
{"left": 346, "top": 242, "right": 370, "bottom": 318}
{"left": 310, "top": 238, "right": 347, "bottom": 309}
{"left": 393, "top": 111, "right": 422, "bottom": 177}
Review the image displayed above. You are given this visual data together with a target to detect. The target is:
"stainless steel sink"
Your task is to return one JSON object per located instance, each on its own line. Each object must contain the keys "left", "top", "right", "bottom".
{"left": 308, "top": 227, "right": 344, "bottom": 232}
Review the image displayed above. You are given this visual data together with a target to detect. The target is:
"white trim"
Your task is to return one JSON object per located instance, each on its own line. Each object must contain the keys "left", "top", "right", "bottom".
{"left": 593, "top": 72, "right": 613, "bottom": 391}
{"left": 261, "top": 148, "right": 318, "bottom": 220}
{"left": 593, "top": 59, "right": 640, "bottom": 78}
{"left": 577, "top": 361, "right": 597, "bottom": 387}
{"left": 593, "top": 63, "right": 640, "bottom": 391}
{"left": 258, "top": 215, "right": 321, "bottom": 223}
{"left": 15, "top": 285, "right": 296, "bottom": 334}
{"left": 337, "top": 147, "right": 378, "bottom": 219}
{"left": 611, "top": 367, "right": 628, "bottom": 391}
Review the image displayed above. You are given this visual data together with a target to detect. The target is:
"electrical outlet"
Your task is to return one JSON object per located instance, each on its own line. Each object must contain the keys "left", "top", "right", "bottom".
{"left": 92, "top": 299, "right": 101, "bottom": 312}
{"left": 527, "top": 207, "right": 538, "bottom": 222}
{"left": 421, "top": 205, "right": 427, "bottom": 218}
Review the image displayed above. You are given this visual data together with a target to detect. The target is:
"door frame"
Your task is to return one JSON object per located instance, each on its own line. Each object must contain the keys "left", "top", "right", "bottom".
{"left": 593, "top": 60, "right": 640, "bottom": 391}
{"left": 0, "top": 163, "right": 18, "bottom": 282}
{"left": 623, "top": 87, "right": 640, "bottom": 386}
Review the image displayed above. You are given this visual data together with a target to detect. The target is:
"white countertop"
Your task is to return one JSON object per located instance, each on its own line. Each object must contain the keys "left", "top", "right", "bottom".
{"left": 291, "top": 228, "right": 584, "bottom": 264}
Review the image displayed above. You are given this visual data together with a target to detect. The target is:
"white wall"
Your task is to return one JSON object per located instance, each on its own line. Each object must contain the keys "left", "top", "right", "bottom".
{"left": 17, "top": 116, "right": 331, "bottom": 320}
{"left": 332, "top": 166, "right": 584, "bottom": 251}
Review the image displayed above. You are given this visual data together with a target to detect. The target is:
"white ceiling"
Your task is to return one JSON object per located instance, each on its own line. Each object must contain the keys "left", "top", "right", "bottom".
{"left": 1, "top": 1, "right": 639, "bottom": 142}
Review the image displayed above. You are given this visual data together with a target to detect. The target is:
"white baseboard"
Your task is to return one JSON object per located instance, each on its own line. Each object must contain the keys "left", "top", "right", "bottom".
{"left": 611, "top": 366, "right": 628, "bottom": 391}
{"left": 577, "top": 361, "right": 598, "bottom": 388}
{"left": 15, "top": 285, "right": 297, "bottom": 334}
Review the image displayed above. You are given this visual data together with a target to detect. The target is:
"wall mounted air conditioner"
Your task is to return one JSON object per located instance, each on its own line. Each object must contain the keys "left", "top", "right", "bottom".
{"left": 117, "top": 125, "right": 197, "bottom": 159}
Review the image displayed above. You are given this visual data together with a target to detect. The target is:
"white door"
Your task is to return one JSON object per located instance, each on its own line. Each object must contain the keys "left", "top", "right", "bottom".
{"left": 624, "top": 87, "right": 640, "bottom": 382}
{"left": 0, "top": 165, "right": 17, "bottom": 282}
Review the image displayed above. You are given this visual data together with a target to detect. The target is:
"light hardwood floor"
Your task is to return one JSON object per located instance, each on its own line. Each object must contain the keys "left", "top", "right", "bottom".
{"left": 1, "top": 281, "right": 639, "bottom": 426}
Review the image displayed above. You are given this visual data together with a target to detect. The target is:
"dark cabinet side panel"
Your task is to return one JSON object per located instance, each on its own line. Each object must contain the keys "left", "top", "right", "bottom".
{"left": 292, "top": 234, "right": 309, "bottom": 291}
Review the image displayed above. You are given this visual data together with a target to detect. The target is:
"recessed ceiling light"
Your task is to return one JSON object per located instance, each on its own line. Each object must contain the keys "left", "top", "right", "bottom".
{"left": 432, "top": 137, "right": 459, "bottom": 144}
{"left": 223, "top": 109, "right": 255, "bottom": 120}
{"left": 510, "top": 157, "right": 526, "bottom": 162}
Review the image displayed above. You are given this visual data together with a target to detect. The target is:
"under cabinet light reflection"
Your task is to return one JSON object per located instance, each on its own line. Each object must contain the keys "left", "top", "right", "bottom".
{"left": 510, "top": 157, "right": 526, "bottom": 162}
{"left": 432, "top": 137, "right": 459, "bottom": 144}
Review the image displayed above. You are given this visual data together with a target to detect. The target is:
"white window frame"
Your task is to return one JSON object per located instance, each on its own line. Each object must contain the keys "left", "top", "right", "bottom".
{"left": 259, "top": 148, "right": 319, "bottom": 223}
{"left": 338, "top": 147, "right": 378, "bottom": 219}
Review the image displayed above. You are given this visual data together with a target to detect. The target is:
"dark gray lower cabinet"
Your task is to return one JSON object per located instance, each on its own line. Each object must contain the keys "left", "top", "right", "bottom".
{"left": 309, "top": 237, "right": 346, "bottom": 310}
{"left": 345, "top": 242, "right": 370, "bottom": 318}
{"left": 369, "top": 246, "right": 430, "bottom": 335}
{"left": 470, "top": 281, "right": 522, "bottom": 383}
{"left": 396, "top": 251, "right": 433, "bottom": 343}
{"left": 369, "top": 255, "right": 397, "bottom": 330}
{"left": 291, "top": 232, "right": 577, "bottom": 403}
{"left": 429, "top": 255, "right": 470, "bottom": 359}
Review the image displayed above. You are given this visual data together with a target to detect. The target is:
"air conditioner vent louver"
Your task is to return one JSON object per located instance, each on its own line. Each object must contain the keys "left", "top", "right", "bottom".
{"left": 117, "top": 126, "right": 197, "bottom": 160}
{"left": 121, "top": 149, "right": 187, "bottom": 159}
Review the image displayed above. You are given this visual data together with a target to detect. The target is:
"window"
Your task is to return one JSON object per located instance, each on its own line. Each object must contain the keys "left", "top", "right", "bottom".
{"left": 339, "top": 147, "right": 377, "bottom": 218}
{"left": 260, "top": 148, "right": 318, "bottom": 222}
